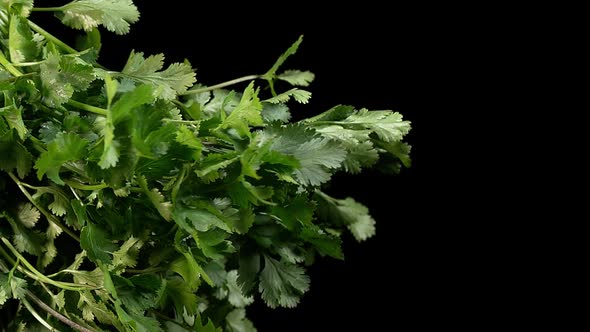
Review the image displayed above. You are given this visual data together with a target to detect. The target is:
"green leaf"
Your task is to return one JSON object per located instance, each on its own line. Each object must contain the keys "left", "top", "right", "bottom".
{"left": 258, "top": 255, "right": 310, "bottom": 308}
{"left": 160, "top": 276, "right": 198, "bottom": 316}
{"left": 16, "top": 203, "right": 39, "bottom": 228}
{"left": 316, "top": 192, "right": 376, "bottom": 242}
{"left": 169, "top": 251, "right": 212, "bottom": 290}
{"left": 0, "top": 127, "right": 32, "bottom": 178}
{"left": 0, "top": 0, "right": 34, "bottom": 16}
{"left": 261, "top": 103, "right": 291, "bottom": 123}
{"left": 121, "top": 51, "right": 196, "bottom": 100}
{"left": 9, "top": 14, "right": 39, "bottom": 64}
{"left": 277, "top": 70, "right": 315, "bottom": 87}
{"left": 137, "top": 176, "right": 172, "bottom": 222}
{"left": 59, "top": 0, "right": 140, "bottom": 35}
{"left": 111, "top": 236, "right": 143, "bottom": 272}
{"left": 263, "top": 125, "right": 346, "bottom": 186}
{"left": 39, "top": 53, "right": 96, "bottom": 107}
{"left": 265, "top": 88, "right": 311, "bottom": 104}
{"left": 226, "top": 270, "right": 254, "bottom": 308}
{"left": 263, "top": 35, "right": 303, "bottom": 79}
{"left": 80, "top": 222, "right": 117, "bottom": 264}
{"left": 300, "top": 224, "right": 344, "bottom": 260}
{"left": 35, "top": 132, "right": 88, "bottom": 184}
{"left": 215, "top": 82, "right": 263, "bottom": 137}
{"left": 0, "top": 101, "right": 27, "bottom": 140}
{"left": 98, "top": 83, "right": 154, "bottom": 169}
{"left": 226, "top": 308, "right": 257, "bottom": 332}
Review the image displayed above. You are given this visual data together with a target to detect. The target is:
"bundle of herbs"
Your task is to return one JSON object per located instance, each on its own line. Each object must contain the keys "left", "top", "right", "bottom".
{"left": 0, "top": 1, "right": 411, "bottom": 331}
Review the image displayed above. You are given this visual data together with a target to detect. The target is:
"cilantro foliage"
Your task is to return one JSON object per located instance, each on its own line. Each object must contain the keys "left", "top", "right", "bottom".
{"left": 0, "top": 1, "right": 411, "bottom": 331}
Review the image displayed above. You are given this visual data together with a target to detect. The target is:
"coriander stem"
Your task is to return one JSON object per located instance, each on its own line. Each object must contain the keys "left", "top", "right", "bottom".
{"left": 20, "top": 296, "right": 59, "bottom": 331}
{"left": 1, "top": 238, "right": 91, "bottom": 291}
{"left": 26, "top": 291, "right": 95, "bottom": 332}
{"left": 181, "top": 74, "right": 260, "bottom": 95}
{"left": 31, "top": 7, "right": 64, "bottom": 12}
{"left": 7, "top": 172, "right": 81, "bottom": 242}
{"left": 63, "top": 179, "right": 108, "bottom": 191}
{"left": 67, "top": 100, "right": 108, "bottom": 116}
{"left": 0, "top": 50, "right": 24, "bottom": 76}
{"left": 27, "top": 20, "right": 78, "bottom": 54}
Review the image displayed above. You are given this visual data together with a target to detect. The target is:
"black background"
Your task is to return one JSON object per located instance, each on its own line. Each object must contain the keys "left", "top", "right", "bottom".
{"left": 31, "top": 1, "right": 450, "bottom": 330}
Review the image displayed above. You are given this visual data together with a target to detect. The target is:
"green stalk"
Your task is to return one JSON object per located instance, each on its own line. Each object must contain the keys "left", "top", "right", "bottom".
{"left": 27, "top": 20, "right": 78, "bottom": 54}
{"left": 20, "top": 296, "right": 59, "bottom": 331}
{"left": 1, "top": 238, "right": 93, "bottom": 291}
{"left": 180, "top": 74, "right": 260, "bottom": 95}
{"left": 26, "top": 291, "right": 95, "bottom": 332}
{"left": 0, "top": 51, "right": 24, "bottom": 77}
{"left": 67, "top": 100, "right": 108, "bottom": 116}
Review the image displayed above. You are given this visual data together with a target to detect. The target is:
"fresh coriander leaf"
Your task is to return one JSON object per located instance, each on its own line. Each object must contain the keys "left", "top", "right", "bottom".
{"left": 263, "top": 35, "right": 303, "bottom": 80}
{"left": 316, "top": 192, "right": 377, "bottom": 242}
{"left": 214, "top": 82, "right": 263, "bottom": 138}
{"left": 0, "top": 100, "right": 27, "bottom": 140}
{"left": 277, "top": 70, "right": 315, "bottom": 87}
{"left": 80, "top": 222, "right": 117, "bottom": 264}
{"left": 0, "top": 0, "right": 33, "bottom": 17}
{"left": 16, "top": 203, "right": 39, "bottom": 228}
{"left": 121, "top": 51, "right": 196, "bottom": 100}
{"left": 261, "top": 103, "right": 291, "bottom": 123}
{"left": 262, "top": 125, "right": 346, "bottom": 186}
{"left": 258, "top": 255, "right": 310, "bottom": 308}
{"left": 265, "top": 88, "right": 311, "bottom": 104}
{"left": 59, "top": 0, "right": 140, "bottom": 35}
{"left": 226, "top": 270, "right": 254, "bottom": 308}
{"left": 226, "top": 308, "right": 257, "bottom": 332}
{"left": 35, "top": 132, "right": 88, "bottom": 184}
{"left": 8, "top": 14, "right": 39, "bottom": 64}
{"left": 39, "top": 53, "right": 96, "bottom": 107}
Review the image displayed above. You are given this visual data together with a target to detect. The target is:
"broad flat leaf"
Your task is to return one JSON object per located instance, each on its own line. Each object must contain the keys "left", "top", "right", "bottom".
{"left": 59, "top": 0, "right": 140, "bottom": 35}
{"left": 262, "top": 125, "right": 346, "bottom": 186}
{"left": 0, "top": 102, "right": 26, "bottom": 140}
{"left": 316, "top": 192, "right": 376, "bottom": 242}
{"left": 39, "top": 53, "right": 95, "bottom": 107}
{"left": 9, "top": 14, "right": 39, "bottom": 63}
{"left": 226, "top": 270, "right": 254, "bottom": 308}
{"left": 121, "top": 51, "right": 196, "bottom": 100}
{"left": 226, "top": 309, "right": 257, "bottom": 332}
{"left": 258, "top": 255, "right": 310, "bottom": 308}
{"left": 265, "top": 88, "right": 311, "bottom": 104}
{"left": 0, "top": 0, "right": 34, "bottom": 16}
{"left": 16, "top": 203, "right": 39, "bottom": 228}
{"left": 35, "top": 132, "right": 88, "bottom": 184}
{"left": 215, "top": 82, "right": 263, "bottom": 137}
{"left": 277, "top": 70, "right": 315, "bottom": 87}
{"left": 80, "top": 222, "right": 117, "bottom": 264}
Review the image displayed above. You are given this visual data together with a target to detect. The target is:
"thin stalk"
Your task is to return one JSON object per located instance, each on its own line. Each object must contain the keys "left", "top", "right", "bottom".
{"left": 67, "top": 100, "right": 108, "bottom": 116}
{"left": 8, "top": 172, "right": 81, "bottom": 242}
{"left": 180, "top": 74, "right": 260, "bottom": 95}
{"left": 1, "top": 238, "right": 92, "bottom": 291}
{"left": 27, "top": 20, "right": 78, "bottom": 54}
{"left": 0, "top": 50, "right": 24, "bottom": 76}
{"left": 63, "top": 179, "right": 108, "bottom": 191}
{"left": 21, "top": 296, "right": 60, "bottom": 331}
{"left": 31, "top": 7, "right": 64, "bottom": 12}
{"left": 26, "top": 291, "right": 95, "bottom": 332}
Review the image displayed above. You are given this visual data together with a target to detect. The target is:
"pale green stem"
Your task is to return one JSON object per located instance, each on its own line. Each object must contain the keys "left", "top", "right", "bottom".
{"left": 67, "top": 99, "right": 108, "bottom": 116}
{"left": 26, "top": 291, "right": 95, "bottom": 332}
{"left": 63, "top": 179, "right": 108, "bottom": 191}
{"left": 27, "top": 20, "right": 78, "bottom": 54}
{"left": 1, "top": 238, "right": 93, "bottom": 291}
{"left": 21, "top": 296, "right": 60, "bottom": 331}
{"left": 181, "top": 74, "right": 260, "bottom": 95}
{"left": 0, "top": 50, "right": 24, "bottom": 76}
